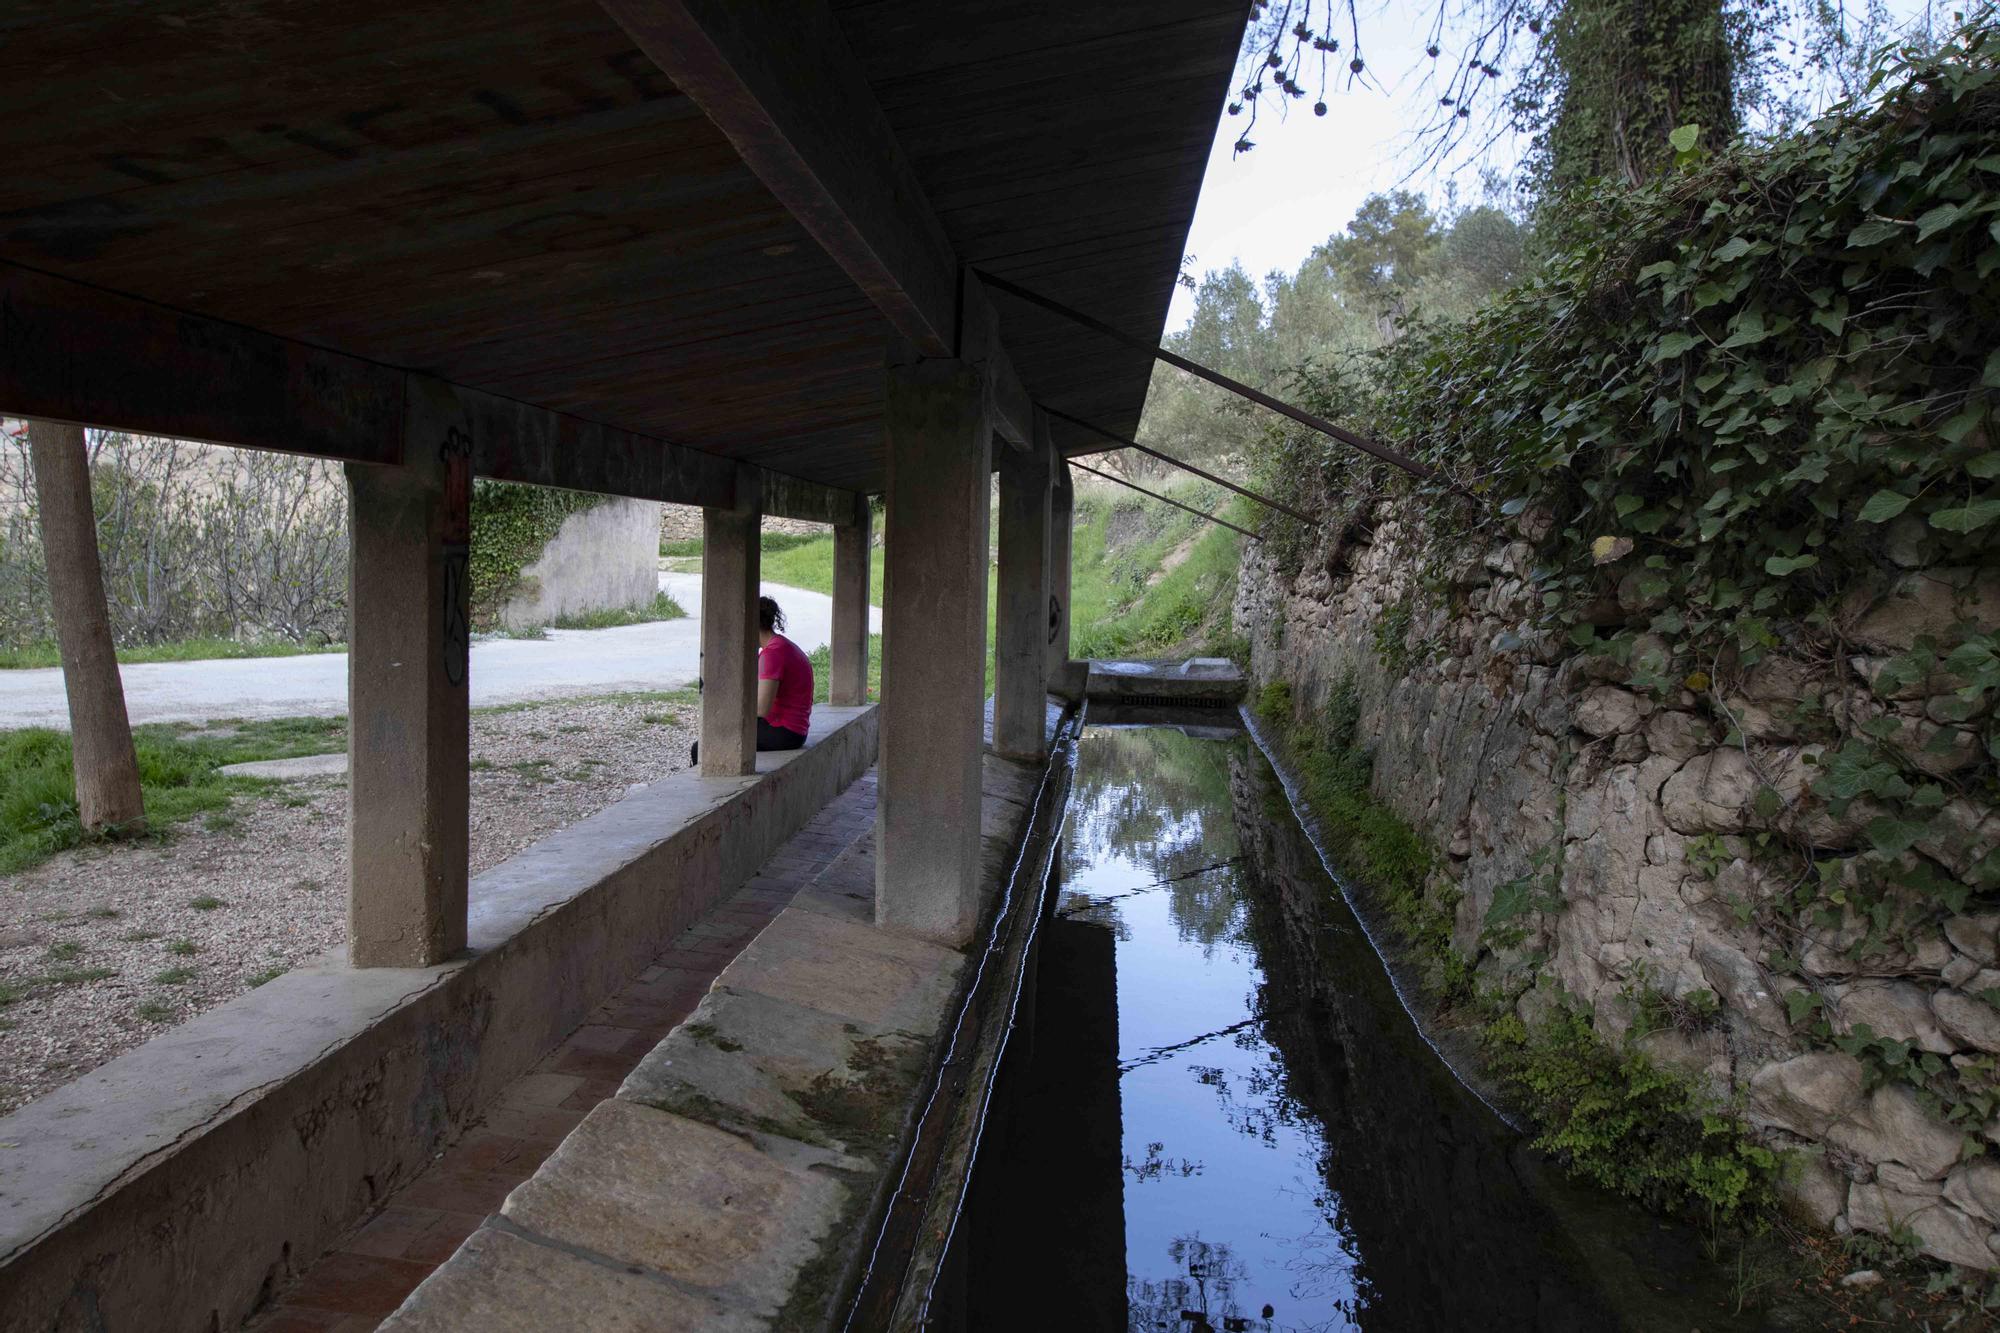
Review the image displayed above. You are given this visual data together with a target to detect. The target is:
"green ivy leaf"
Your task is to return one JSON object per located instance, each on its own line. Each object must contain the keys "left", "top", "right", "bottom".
{"left": 1715, "top": 235, "right": 1754, "bottom": 261}
{"left": 1654, "top": 331, "right": 1700, "bottom": 360}
{"left": 1764, "top": 554, "right": 1819, "bottom": 576}
{"left": 1968, "top": 452, "right": 2000, "bottom": 480}
{"left": 1866, "top": 816, "right": 1928, "bottom": 855}
{"left": 1858, "top": 489, "right": 1913, "bottom": 522}
{"left": 1847, "top": 219, "right": 1905, "bottom": 247}
{"left": 1931, "top": 499, "right": 2000, "bottom": 533}
{"left": 1669, "top": 124, "right": 1702, "bottom": 154}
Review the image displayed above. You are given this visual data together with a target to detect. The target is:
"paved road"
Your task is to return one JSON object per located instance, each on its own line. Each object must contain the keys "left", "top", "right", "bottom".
{"left": 0, "top": 573, "right": 881, "bottom": 728}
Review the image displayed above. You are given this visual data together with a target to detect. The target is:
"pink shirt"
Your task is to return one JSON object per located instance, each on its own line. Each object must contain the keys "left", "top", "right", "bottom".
{"left": 758, "top": 633, "right": 814, "bottom": 736}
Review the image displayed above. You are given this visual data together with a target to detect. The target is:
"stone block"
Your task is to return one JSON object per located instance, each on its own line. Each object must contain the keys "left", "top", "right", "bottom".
{"left": 380, "top": 1223, "right": 758, "bottom": 1333}
{"left": 1827, "top": 1086, "right": 1964, "bottom": 1181}
{"left": 1946, "top": 1158, "right": 2000, "bottom": 1225}
{"left": 1832, "top": 979, "right": 1954, "bottom": 1054}
{"left": 1935, "top": 990, "right": 2000, "bottom": 1054}
{"left": 620, "top": 985, "right": 930, "bottom": 1162}
{"left": 501, "top": 1099, "right": 851, "bottom": 1311}
{"left": 1747, "top": 1051, "right": 1865, "bottom": 1138}
{"left": 715, "top": 907, "right": 964, "bottom": 1032}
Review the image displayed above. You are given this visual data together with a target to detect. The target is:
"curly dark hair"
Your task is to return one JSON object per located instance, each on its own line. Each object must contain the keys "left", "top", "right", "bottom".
{"left": 758, "top": 595, "right": 785, "bottom": 633}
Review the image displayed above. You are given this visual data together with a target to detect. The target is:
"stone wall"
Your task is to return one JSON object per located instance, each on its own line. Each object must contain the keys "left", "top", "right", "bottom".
{"left": 1234, "top": 501, "right": 2000, "bottom": 1271}
{"left": 498, "top": 497, "right": 660, "bottom": 630}
{"left": 657, "top": 504, "right": 827, "bottom": 543}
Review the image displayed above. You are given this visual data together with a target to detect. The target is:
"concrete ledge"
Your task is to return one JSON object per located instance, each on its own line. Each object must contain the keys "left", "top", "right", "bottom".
{"left": 382, "top": 747, "right": 1050, "bottom": 1332}
{"left": 0, "top": 706, "right": 877, "bottom": 1333}
{"left": 1084, "top": 656, "right": 1246, "bottom": 703}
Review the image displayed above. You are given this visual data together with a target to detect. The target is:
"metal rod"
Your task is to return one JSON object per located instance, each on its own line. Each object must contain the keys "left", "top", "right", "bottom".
{"left": 974, "top": 267, "right": 1446, "bottom": 489}
{"left": 1042, "top": 404, "right": 1317, "bottom": 525}
{"left": 1067, "top": 460, "right": 1261, "bottom": 541}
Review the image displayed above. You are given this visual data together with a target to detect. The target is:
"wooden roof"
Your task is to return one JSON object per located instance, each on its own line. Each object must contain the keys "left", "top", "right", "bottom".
{"left": 0, "top": 1, "right": 1244, "bottom": 494}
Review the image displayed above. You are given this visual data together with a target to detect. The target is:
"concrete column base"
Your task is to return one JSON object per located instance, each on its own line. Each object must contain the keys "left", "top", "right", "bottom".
{"left": 345, "top": 376, "right": 471, "bottom": 968}
{"left": 1047, "top": 461, "right": 1074, "bottom": 676}
{"left": 700, "top": 463, "right": 762, "bottom": 778}
{"left": 993, "top": 416, "right": 1053, "bottom": 760}
{"left": 877, "top": 358, "right": 992, "bottom": 946}
{"left": 830, "top": 495, "right": 872, "bottom": 706}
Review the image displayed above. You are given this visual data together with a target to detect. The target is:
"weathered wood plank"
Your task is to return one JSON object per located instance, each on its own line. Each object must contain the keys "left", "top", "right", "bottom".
{"left": 0, "top": 261, "right": 404, "bottom": 462}
{"left": 600, "top": 0, "right": 961, "bottom": 356}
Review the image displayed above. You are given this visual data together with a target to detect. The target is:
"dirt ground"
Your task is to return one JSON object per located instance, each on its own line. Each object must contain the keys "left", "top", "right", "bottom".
{"left": 0, "top": 694, "right": 696, "bottom": 1115}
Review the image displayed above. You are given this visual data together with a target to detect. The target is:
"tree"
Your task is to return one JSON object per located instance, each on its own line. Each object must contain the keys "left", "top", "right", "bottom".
{"left": 1529, "top": 0, "right": 1743, "bottom": 197}
{"left": 28, "top": 420, "right": 145, "bottom": 832}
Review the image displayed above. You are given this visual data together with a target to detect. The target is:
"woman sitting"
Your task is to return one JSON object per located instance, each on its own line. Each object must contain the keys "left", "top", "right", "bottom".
{"left": 754, "top": 595, "right": 813, "bottom": 750}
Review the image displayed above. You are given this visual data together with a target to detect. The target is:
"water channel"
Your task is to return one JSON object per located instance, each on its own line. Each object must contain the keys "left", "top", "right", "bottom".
{"left": 961, "top": 715, "right": 1776, "bottom": 1333}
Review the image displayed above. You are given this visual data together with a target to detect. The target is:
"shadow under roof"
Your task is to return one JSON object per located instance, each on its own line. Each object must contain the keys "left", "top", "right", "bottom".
{"left": 0, "top": 1, "right": 1246, "bottom": 494}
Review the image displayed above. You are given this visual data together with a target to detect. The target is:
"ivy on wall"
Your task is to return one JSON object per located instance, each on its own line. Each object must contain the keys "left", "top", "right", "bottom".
{"left": 1256, "top": 25, "right": 2000, "bottom": 1131}
{"left": 467, "top": 481, "right": 603, "bottom": 627}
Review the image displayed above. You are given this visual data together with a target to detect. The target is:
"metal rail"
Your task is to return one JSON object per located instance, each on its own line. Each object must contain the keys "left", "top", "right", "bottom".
{"left": 1067, "top": 460, "right": 1261, "bottom": 541}
{"left": 974, "top": 267, "right": 1452, "bottom": 490}
{"left": 1042, "top": 404, "right": 1316, "bottom": 525}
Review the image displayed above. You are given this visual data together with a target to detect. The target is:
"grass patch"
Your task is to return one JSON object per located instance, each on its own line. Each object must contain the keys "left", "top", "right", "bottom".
{"left": 246, "top": 965, "right": 286, "bottom": 987}
{"left": 1069, "top": 479, "right": 1248, "bottom": 661}
{"left": 1258, "top": 675, "right": 1469, "bottom": 1002}
{"left": 758, "top": 533, "right": 885, "bottom": 606}
{"left": 165, "top": 938, "right": 198, "bottom": 957}
{"left": 545, "top": 590, "right": 687, "bottom": 631}
{"left": 44, "top": 941, "right": 82, "bottom": 962}
{"left": 474, "top": 688, "right": 699, "bottom": 717}
{"left": 189, "top": 895, "right": 224, "bottom": 911}
{"left": 134, "top": 1000, "right": 176, "bottom": 1021}
{"left": 45, "top": 965, "right": 114, "bottom": 985}
{"left": 0, "top": 637, "right": 341, "bottom": 671}
{"left": 0, "top": 714, "right": 345, "bottom": 873}
{"left": 807, "top": 635, "right": 885, "bottom": 705}
{"left": 153, "top": 966, "right": 196, "bottom": 985}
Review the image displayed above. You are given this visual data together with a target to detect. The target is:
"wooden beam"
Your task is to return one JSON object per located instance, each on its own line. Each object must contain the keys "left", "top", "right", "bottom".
{"left": 0, "top": 260, "right": 862, "bottom": 520}
{"left": 601, "top": 0, "right": 1035, "bottom": 445}
{"left": 0, "top": 261, "right": 403, "bottom": 464}
{"left": 761, "top": 469, "right": 866, "bottom": 526}
{"left": 459, "top": 387, "right": 735, "bottom": 509}
{"left": 602, "top": 0, "right": 959, "bottom": 356}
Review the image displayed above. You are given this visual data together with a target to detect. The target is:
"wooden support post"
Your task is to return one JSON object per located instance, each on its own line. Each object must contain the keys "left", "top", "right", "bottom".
{"left": 877, "top": 358, "right": 992, "bottom": 946}
{"left": 1048, "top": 461, "right": 1074, "bottom": 675}
{"left": 700, "top": 462, "right": 762, "bottom": 777}
{"left": 346, "top": 377, "right": 472, "bottom": 968}
{"left": 831, "top": 494, "right": 872, "bottom": 706}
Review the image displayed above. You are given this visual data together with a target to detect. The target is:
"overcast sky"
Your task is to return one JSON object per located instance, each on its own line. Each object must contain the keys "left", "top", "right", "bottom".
{"left": 1166, "top": 0, "right": 1941, "bottom": 331}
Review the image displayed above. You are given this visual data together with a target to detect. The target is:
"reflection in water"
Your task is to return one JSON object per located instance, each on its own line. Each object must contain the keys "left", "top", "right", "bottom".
{"left": 966, "top": 723, "right": 1764, "bottom": 1333}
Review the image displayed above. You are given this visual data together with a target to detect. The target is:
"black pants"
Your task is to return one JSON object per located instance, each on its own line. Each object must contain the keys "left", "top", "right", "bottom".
{"left": 756, "top": 718, "right": 807, "bottom": 751}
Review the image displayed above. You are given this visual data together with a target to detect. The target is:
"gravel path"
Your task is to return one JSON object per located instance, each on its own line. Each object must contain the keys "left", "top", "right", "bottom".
{"left": 0, "top": 696, "right": 696, "bottom": 1116}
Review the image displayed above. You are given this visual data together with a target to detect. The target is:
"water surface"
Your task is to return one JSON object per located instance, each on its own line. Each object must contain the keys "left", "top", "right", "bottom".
{"left": 968, "top": 721, "right": 1766, "bottom": 1332}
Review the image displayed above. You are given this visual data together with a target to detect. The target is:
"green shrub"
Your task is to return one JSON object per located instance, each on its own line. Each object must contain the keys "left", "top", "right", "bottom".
{"left": 468, "top": 481, "right": 602, "bottom": 626}
{"left": 1485, "top": 1004, "right": 1781, "bottom": 1226}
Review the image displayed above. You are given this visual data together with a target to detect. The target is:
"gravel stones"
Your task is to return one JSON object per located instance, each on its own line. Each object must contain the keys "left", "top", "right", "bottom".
{"left": 0, "top": 696, "right": 695, "bottom": 1115}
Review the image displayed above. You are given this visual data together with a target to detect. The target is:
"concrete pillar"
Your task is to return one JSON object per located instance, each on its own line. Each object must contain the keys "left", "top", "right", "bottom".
{"left": 830, "top": 495, "right": 872, "bottom": 706}
{"left": 700, "top": 462, "right": 762, "bottom": 777}
{"left": 992, "top": 418, "right": 1052, "bottom": 760}
{"left": 877, "top": 358, "right": 993, "bottom": 946}
{"left": 1047, "top": 460, "right": 1074, "bottom": 674}
{"left": 346, "top": 376, "right": 472, "bottom": 968}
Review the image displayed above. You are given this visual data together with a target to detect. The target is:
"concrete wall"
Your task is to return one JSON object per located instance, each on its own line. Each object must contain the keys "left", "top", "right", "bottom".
{"left": 497, "top": 496, "right": 660, "bottom": 630}
{"left": 0, "top": 707, "right": 877, "bottom": 1333}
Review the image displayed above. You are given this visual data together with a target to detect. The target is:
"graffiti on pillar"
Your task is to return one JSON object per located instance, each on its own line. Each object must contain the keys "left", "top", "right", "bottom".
{"left": 1049, "top": 593, "right": 1063, "bottom": 644}
{"left": 440, "top": 425, "right": 473, "bottom": 686}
